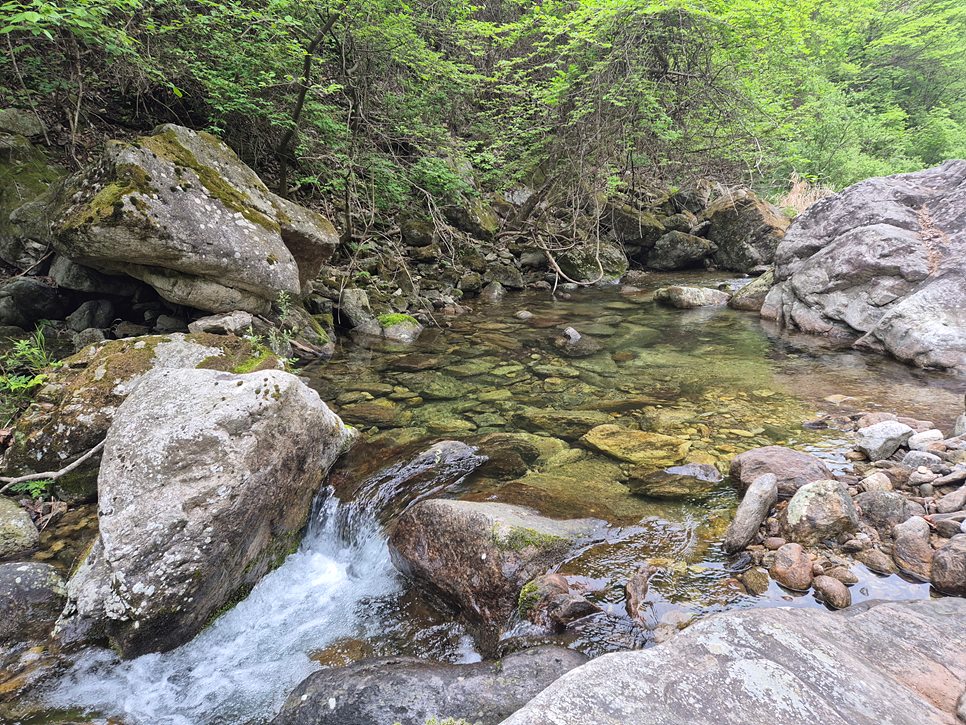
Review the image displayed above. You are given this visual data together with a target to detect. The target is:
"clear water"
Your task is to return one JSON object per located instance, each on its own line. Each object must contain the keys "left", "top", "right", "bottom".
{"left": 26, "top": 272, "right": 964, "bottom": 723}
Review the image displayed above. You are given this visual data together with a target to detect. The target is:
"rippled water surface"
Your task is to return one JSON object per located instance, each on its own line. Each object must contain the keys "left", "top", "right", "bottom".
{"left": 25, "top": 272, "right": 964, "bottom": 723}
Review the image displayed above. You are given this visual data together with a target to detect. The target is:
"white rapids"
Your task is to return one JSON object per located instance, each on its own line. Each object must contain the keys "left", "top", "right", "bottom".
{"left": 46, "top": 494, "right": 402, "bottom": 724}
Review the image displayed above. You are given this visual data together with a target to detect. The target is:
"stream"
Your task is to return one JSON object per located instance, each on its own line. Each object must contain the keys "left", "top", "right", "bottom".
{"left": 27, "top": 272, "right": 965, "bottom": 724}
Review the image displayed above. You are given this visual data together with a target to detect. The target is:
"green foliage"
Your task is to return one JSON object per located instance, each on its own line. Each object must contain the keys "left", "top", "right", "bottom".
{"left": 0, "top": 324, "right": 60, "bottom": 428}
{"left": 7, "top": 477, "right": 52, "bottom": 498}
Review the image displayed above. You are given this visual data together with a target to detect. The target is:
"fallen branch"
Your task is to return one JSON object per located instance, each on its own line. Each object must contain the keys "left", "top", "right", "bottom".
{"left": 0, "top": 439, "right": 105, "bottom": 494}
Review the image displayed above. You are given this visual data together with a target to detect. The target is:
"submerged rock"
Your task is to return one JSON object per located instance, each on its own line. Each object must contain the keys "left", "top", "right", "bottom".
{"left": 511, "top": 407, "right": 612, "bottom": 441}
{"left": 729, "top": 445, "right": 832, "bottom": 497}
{"left": 654, "top": 285, "right": 730, "bottom": 308}
{"left": 762, "top": 160, "right": 966, "bottom": 372}
{"left": 273, "top": 646, "right": 588, "bottom": 725}
{"left": 56, "top": 367, "right": 352, "bottom": 658}
{"left": 581, "top": 424, "right": 690, "bottom": 467}
{"left": 625, "top": 463, "right": 722, "bottom": 499}
{"left": 36, "top": 124, "right": 338, "bottom": 313}
{"left": 388, "top": 499, "right": 605, "bottom": 653}
{"left": 0, "top": 561, "right": 66, "bottom": 645}
{"left": 502, "top": 598, "right": 966, "bottom": 725}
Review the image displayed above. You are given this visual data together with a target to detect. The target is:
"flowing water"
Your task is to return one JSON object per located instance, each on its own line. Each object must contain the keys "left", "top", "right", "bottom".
{"left": 21, "top": 272, "right": 965, "bottom": 723}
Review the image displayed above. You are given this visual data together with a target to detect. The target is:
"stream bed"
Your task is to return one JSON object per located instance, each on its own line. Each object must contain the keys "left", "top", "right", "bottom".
{"left": 23, "top": 272, "right": 965, "bottom": 724}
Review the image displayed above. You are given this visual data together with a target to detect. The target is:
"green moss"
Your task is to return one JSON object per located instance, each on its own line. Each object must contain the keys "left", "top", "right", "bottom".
{"left": 493, "top": 524, "right": 562, "bottom": 552}
{"left": 62, "top": 160, "right": 158, "bottom": 230}
{"left": 517, "top": 579, "right": 541, "bottom": 617}
{"left": 377, "top": 313, "right": 419, "bottom": 328}
{"left": 140, "top": 129, "right": 279, "bottom": 232}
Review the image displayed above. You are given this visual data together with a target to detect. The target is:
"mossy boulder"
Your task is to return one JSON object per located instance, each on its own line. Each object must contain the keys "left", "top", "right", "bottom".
{"left": 38, "top": 124, "right": 338, "bottom": 313}
{"left": 0, "top": 333, "right": 282, "bottom": 502}
{"left": 388, "top": 499, "right": 605, "bottom": 654}
{"left": 556, "top": 239, "right": 628, "bottom": 284}
{"left": 702, "top": 190, "right": 790, "bottom": 273}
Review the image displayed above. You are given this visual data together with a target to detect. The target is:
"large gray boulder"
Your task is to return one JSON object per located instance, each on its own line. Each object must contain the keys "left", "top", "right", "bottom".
{"left": 702, "top": 190, "right": 790, "bottom": 272}
{"left": 502, "top": 598, "right": 966, "bottom": 724}
{"left": 273, "top": 646, "right": 588, "bottom": 725}
{"left": 783, "top": 479, "right": 859, "bottom": 546}
{"left": 389, "top": 499, "right": 605, "bottom": 653}
{"left": 761, "top": 161, "right": 966, "bottom": 372}
{"left": 55, "top": 367, "right": 352, "bottom": 658}
{"left": 36, "top": 124, "right": 338, "bottom": 313}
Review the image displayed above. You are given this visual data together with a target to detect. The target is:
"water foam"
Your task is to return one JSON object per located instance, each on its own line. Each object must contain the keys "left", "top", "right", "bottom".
{"left": 46, "top": 494, "right": 401, "bottom": 724}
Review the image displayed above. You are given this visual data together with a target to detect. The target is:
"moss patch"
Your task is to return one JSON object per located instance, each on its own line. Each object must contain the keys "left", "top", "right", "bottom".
{"left": 517, "top": 579, "right": 541, "bottom": 617}
{"left": 62, "top": 156, "right": 158, "bottom": 230}
{"left": 378, "top": 313, "right": 420, "bottom": 328}
{"left": 493, "top": 525, "right": 562, "bottom": 552}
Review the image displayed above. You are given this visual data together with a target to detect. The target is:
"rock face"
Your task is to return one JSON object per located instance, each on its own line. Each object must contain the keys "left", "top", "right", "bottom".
{"left": 502, "top": 598, "right": 966, "bottom": 725}
{"left": 729, "top": 445, "right": 832, "bottom": 498}
{"left": 388, "top": 499, "right": 604, "bottom": 652}
{"left": 654, "top": 285, "right": 730, "bottom": 308}
{"left": 272, "top": 646, "right": 588, "bottom": 725}
{"left": 0, "top": 562, "right": 66, "bottom": 645}
{"left": 0, "top": 497, "right": 39, "bottom": 557}
{"left": 35, "top": 124, "right": 338, "bottom": 313}
{"left": 783, "top": 479, "right": 858, "bottom": 545}
{"left": 702, "top": 191, "right": 790, "bottom": 273}
{"left": 56, "top": 367, "right": 352, "bottom": 658}
{"left": 761, "top": 160, "right": 966, "bottom": 372}
{"left": 723, "top": 473, "right": 778, "bottom": 553}
{"left": 0, "top": 333, "right": 281, "bottom": 502}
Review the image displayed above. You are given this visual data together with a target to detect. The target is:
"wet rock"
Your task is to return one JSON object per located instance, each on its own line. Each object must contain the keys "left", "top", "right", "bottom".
{"left": 43, "top": 124, "right": 337, "bottom": 313}
{"left": 0, "top": 561, "right": 66, "bottom": 645}
{"left": 728, "top": 270, "right": 774, "bottom": 312}
{"left": 931, "top": 534, "right": 966, "bottom": 596}
{"left": 505, "top": 598, "right": 966, "bottom": 725}
{"left": 856, "top": 547, "right": 897, "bottom": 575}
{"left": 388, "top": 499, "right": 605, "bottom": 653}
{"left": 654, "top": 285, "right": 730, "bottom": 308}
{"left": 520, "top": 573, "right": 601, "bottom": 629}
{"left": 811, "top": 575, "right": 851, "bottom": 609}
{"left": 854, "top": 420, "right": 914, "bottom": 460}
{"left": 855, "top": 490, "right": 920, "bottom": 537}
{"left": 273, "top": 645, "right": 588, "bottom": 725}
{"left": 723, "top": 473, "right": 778, "bottom": 553}
{"left": 0, "top": 497, "right": 39, "bottom": 558}
{"left": 626, "top": 463, "right": 722, "bottom": 499}
{"left": 56, "top": 367, "right": 352, "bottom": 658}
{"left": 762, "top": 161, "right": 966, "bottom": 372}
{"left": 826, "top": 566, "right": 859, "bottom": 586}
{"left": 729, "top": 445, "right": 832, "bottom": 497}
{"left": 553, "top": 327, "right": 602, "bottom": 357}
{"left": 582, "top": 424, "right": 690, "bottom": 467}
{"left": 480, "top": 281, "right": 506, "bottom": 302}
{"left": 644, "top": 231, "right": 715, "bottom": 271}
{"left": 624, "top": 565, "right": 657, "bottom": 620}
{"left": 702, "top": 190, "right": 790, "bottom": 273}
{"left": 739, "top": 566, "right": 770, "bottom": 595}
{"left": 784, "top": 480, "right": 858, "bottom": 545}
{"left": 770, "top": 542, "right": 813, "bottom": 591}
{"left": 187, "top": 310, "right": 254, "bottom": 335}
{"left": 891, "top": 516, "right": 933, "bottom": 580}
{"left": 0, "top": 333, "right": 281, "bottom": 502}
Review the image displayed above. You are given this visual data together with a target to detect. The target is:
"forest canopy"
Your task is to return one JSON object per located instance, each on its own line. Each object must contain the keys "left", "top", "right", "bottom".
{"left": 2, "top": 0, "right": 965, "bottom": 217}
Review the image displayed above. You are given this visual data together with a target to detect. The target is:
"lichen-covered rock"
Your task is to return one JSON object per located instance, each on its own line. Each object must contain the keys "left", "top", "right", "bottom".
{"left": 702, "top": 190, "right": 790, "bottom": 273}
{"left": 56, "top": 367, "right": 352, "bottom": 658}
{"left": 0, "top": 561, "right": 66, "bottom": 645}
{"left": 0, "top": 333, "right": 281, "bottom": 502}
{"left": 556, "top": 240, "right": 628, "bottom": 284}
{"left": 273, "top": 646, "right": 588, "bottom": 725}
{"left": 353, "top": 313, "right": 424, "bottom": 345}
{"left": 728, "top": 269, "right": 774, "bottom": 312}
{"left": 503, "top": 598, "right": 966, "bottom": 725}
{"left": 0, "top": 497, "right": 39, "bottom": 558}
{"left": 644, "top": 231, "right": 715, "bottom": 271}
{"left": 388, "top": 499, "right": 605, "bottom": 654}
{"left": 762, "top": 160, "right": 966, "bottom": 372}
{"left": 783, "top": 479, "right": 858, "bottom": 546}
{"left": 729, "top": 445, "right": 832, "bottom": 497}
{"left": 0, "top": 108, "right": 45, "bottom": 138}
{"left": 654, "top": 285, "right": 730, "bottom": 308}
{"left": 38, "top": 124, "right": 338, "bottom": 313}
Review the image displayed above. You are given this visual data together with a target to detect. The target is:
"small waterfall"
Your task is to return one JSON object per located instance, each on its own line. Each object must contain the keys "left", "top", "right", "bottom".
{"left": 45, "top": 491, "right": 402, "bottom": 725}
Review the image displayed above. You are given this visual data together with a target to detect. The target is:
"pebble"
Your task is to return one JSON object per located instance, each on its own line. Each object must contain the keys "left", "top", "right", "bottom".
{"left": 825, "top": 566, "right": 859, "bottom": 585}
{"left": 514, "top": 310, "right": 534, "bottom": 320}
{"left": 812, "top": 575, "right": 851, "bottom": 609}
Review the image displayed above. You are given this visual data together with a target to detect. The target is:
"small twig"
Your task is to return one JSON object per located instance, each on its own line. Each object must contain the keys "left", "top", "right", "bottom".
{"left": 0, "top": 440, "right": 105, "bottom": 494}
